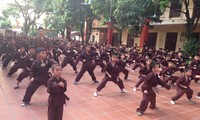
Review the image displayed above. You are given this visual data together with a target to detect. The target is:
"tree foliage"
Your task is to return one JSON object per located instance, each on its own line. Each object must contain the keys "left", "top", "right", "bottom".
{"left": 161, "top": 0, "right": 200, "bottom": 39}
{"left": 2, "top": 0, "right": 52, "bottom": 35}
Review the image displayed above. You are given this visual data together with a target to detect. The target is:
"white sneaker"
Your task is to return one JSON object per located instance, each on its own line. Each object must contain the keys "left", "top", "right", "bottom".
{"left": 137, "top": 111, "right": 142, "bottom": 116}
{"left": 196, "top": 96, "right": 200, "bottom": 99}
{"left": 93, "top": 92, "right": 98, "bottom": 97}
{"left": 73, "top": 81, "right": 79, "bottom": 85}
{"left": 121, "top": 89, "right": 128, "bottom": 93}
{"left": 133, "top": 87, "right": 137, "bottom": 92}
{"left": 170, "top": 100, "right": 176, "bottom": 105}
{"left": 157, "top": 85, "right": 162, "bottom": 88}
{"left": 14, "top": 84, "right": 19, "bottom": 89}
{"left": 21, "top": 102, "right": 28, "bottom": 107}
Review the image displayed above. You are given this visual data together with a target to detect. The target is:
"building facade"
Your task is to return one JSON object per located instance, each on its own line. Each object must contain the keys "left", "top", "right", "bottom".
{"left": 90, "top": 0, "right": 200, "bottom": 51}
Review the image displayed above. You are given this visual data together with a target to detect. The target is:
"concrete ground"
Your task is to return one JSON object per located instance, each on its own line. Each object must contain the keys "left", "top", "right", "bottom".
{"left": 0, "top": 61, "right": 200, "bottom": 120}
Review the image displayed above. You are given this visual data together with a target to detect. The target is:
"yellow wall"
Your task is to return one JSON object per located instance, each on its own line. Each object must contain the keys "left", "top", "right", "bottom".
{"left": 121, "top": 28, "right": 128, "bottom": 45}
{"left": 119, "top": 24, "right": 200, "bottom": 51}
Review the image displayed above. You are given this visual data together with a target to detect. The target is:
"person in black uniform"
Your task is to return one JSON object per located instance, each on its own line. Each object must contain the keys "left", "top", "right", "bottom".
{"left": 2, "top": 38, "right": 18, "bottom": 69}
{"left": 170, "top": 68, "right": 200, "bottom": 105}
{"left": 33, "top": 27, "right": 49, "bottom": 49}
{"left": 61, "top": 42, "right": 78, "bottom": 73}
{"left": 92, "top": 47, "right": 105, "bottom": 72}
{"left": 47, "top": 64, "right": 69, "bottom": 120}
{"left": 7, "top": 45, "right": 27, "bottom": 77}
{"left": 133, "top": 59, "right": 152, "bottom": 92}
{"left": 14, "top": 46, "right": 37, "bottom": 89}
{"left": 136, "top": 62, "right": 170, "bottom": 116}
{"left": 189, "top": 54, "right": 200, "bottom": 83}
{"left": 74, "top": 44, "right": 99, "bottom": 85}
{"left": 21, "top": 47, "right": 57, "bottom": 107}
{"left": 118, "top": 53, "right": 130, "bottom": 80}
{"left": 93, "top": 54, "right": 128, "bottom": 97}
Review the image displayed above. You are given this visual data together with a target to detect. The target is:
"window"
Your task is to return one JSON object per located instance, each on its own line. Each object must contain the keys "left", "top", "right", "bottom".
{"left": 193, "top": 0, "right": 200, "bottom": 18}
{"left": 169, "top": 0, "right": 182, "bottom": 18}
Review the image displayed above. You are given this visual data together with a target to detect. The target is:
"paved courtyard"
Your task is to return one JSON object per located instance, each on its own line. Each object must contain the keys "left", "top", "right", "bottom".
{"left": 0, "top": 62, "right": 200, "bottom": 120}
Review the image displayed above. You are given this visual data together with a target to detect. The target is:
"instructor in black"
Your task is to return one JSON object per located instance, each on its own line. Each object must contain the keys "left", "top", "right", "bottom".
{"left": 74, "top": 44, "right": 99, "bottom": 85}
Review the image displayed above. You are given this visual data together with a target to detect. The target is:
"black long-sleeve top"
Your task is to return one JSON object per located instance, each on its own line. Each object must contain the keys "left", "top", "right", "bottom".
{"left": 103, "top": 61, "right": 120, "bottom": 79}
{"left": 47, "top": 76, "right": 67, "bottom": 105}
{"left": 29, "top": 58, "right": 57, "bottom": 83}
{"left": 142, "top": 72, "right": 170, "bottom": 92}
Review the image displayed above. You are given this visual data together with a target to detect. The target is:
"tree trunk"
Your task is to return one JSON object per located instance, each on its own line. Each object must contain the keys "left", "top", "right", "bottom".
{"left": 85, "top": 18, "right": 94, "bottom": 44}
{"left": 118, "top": 30, "right": 122, "bottom": 45}
{"left": 66, "top": 26, "right": 71, "bottom": 41}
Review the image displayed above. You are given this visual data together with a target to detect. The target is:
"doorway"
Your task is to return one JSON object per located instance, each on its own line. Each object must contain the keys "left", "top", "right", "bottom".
{"left": 165, "top": 33, "right": 178, "bottom": 51}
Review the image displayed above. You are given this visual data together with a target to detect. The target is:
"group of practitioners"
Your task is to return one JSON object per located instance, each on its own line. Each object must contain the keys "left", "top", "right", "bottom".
{"left": 0, "top": 27, "right": 200, "bottom": 119}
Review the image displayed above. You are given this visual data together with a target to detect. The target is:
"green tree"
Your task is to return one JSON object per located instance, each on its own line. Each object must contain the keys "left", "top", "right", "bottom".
{"left": 3, "top": 0, "right": 52, "bottom": 35}
{"left": 91, "top": 0, "right": 165, "bottom": 45}
{"left": 0, "top": 12, "right": 12, "bottom": 29}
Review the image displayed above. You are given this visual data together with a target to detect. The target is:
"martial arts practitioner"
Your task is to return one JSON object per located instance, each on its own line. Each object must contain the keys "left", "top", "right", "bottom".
{"left": 33, "top": 27, "right": 49, "bottom": 49}
{"left": 160, "top": 61, "right": 181, "bottom": 85}
{"left": 14, "top": 46, "right": 36, "bottom": 89}
{"left": 47, "top": 64, "right": 69, "bottom": 120}
{"left": 136, "top": 62, "right": 170, "bottom": 116}
{"left": 118, "top": 53, "right": 130, "bottom": 80}
{"left": 129, "top": 48, "right": 139, "bottom": 64}
{"left": 159, "top": 55, "right": 171, "bottom": 69}
{"left": 21, "top": 47, "right": 57, "bottom": 107}
{"left": 52, "top": 43, "right": 62, "bottom": 63}
{"left": 101, "top": 48, "right": 110, "bottom": 63}
{"left": 7, "top": 45, "right": 27, "bottom": 77}
{"left": 2, "top": 39, "right": 18, "bottom": 69}
{"left": 172, "top": 52, "right": 186, "bottom": 73}
{"left": 93, "top": 54, "right": 128, "bottom": 97}
{"left": 133, "top": 59, "right": 152, "bottom": 92}
{"left": 61, "top": 42, "right": 78, "bottom": 73}
{"left": 92, "top": 47, "right": 105, "bottom": 72}
{"left": 131, "top": 56, "right": 146, "bottom": 72}
{"left": 170, "top": 68, "right": 200, "bottom": 105}
{"left": 74, "top": 44, "right": 99, "bottom": 85}
{"left": 189, "top": 54, "right": 200, "bottom": 83}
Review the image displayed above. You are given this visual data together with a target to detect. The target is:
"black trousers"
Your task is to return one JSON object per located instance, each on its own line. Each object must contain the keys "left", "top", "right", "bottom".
{"left": 96, "top": 76, "right": 124, "bottom": 92}
{"left": 53, "top": 56, "right": 59, "bottom": 64}
{"left": 48, "top": 104, "right": 63, "bottom": 120}
{"left": 163, "top": 76, "right": 179, "bottom": 85}
{"left": 192, "top": 70, "right": 200, "bottom": 83}
{"left": 119, "top": 68, "right": 129, "bottom": 79}
{"left": 132, "top": 63, "right": 140, "bottom": 70}
{"left": 135, "top": 77, "right": 145, "bottom": 88}
{"left": 2, "top": 55, "right": 12, "bottom": 68}
{"left": 172, "top": 87, "right": 193, "bottom": 101}
{"left": 8, "top": 63, "right": 25, "bottom": 76}
{"left": 137, "top": 90, "right": 156, "bottom": 113}
{"left": 17, "top": 68, "right": 29, "bottom": 82}
{"left": 22, "top": 81, "right": 47, "bottom": 103}
{"left": 1, "top": 54, "right": 6, "bottom": 62}
{"left": 61, "top": 58, "right": 77, "bottom": 71}
{"left": 75, "top": 65, "right": 96, "bottom": 82}
{"left": 95, "top": 60, "right": 105, "bottom": 72}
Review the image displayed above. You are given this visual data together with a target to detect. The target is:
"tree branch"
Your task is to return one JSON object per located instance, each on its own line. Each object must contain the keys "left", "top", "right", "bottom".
{"left": 192, "top": 17, "right": 200, "bottom": 31}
